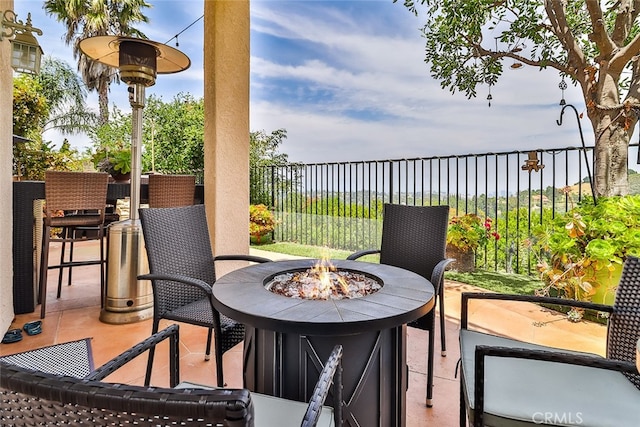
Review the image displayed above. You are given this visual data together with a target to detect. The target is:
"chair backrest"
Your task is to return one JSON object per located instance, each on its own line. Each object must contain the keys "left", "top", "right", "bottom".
{"left": 379, "top": 203, "right": 450, "bottom": 287}
{"left": 608, "top": 255, "right": 640, "bottom": 388}
{"left": 43, "top": 171, "right": 109, "bottom": 224}
{"left": 139, "top": 205, "right": 216, "bottom": 314}
{"left": 0, "top": 362, "right": 254, "bottom": 426}
{"left": 148, "top": 174, "right": 196, "bottom": 208}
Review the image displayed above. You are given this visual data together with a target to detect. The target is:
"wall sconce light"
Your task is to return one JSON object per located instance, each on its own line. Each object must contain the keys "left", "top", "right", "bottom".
{"left": 521, "top": 151, "right": 544, "bottom": 172}
{"left": 1, "top": 10, "right": 44, "bottom": 75}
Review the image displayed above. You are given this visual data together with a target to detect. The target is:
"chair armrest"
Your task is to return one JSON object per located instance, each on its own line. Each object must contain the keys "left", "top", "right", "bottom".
{"left": 460, "top": 292, "right": 614, "bottom": 329}
{"left": 430, "top": 258, "right": 455, "bottom": 293}
{"left": 137, "top": 273, "right": 213, "bottom": 295}
{"left": 214, "top": 254, "right": 272, "bottom": 264}
{"left": 302, "top": 345, "right": 343, "bottom": 427}
{"left": 86, "top": 324, "right": 181, "bottom": 387}
{"left": 346, "top": 249, "right": 380, "bottom": 260}
{"left": 473, "top": 345, "right": 640, "bottom": 427}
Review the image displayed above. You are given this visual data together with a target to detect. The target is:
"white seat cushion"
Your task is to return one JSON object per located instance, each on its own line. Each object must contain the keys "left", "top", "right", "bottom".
{"left": 460, "top": 329, "right": 640, "bottom": 427}
{"left": 176, "top": 381, "right": 334, "bottom": 427}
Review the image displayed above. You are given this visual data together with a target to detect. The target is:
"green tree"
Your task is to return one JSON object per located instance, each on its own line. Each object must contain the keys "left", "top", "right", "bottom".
{"left": 44, "top": 0, "right": 150, "bottom": 124}
{"left": 142, "top": 93, "right": 205, "bottom": 174}
{"left": 13, "top": 71, "right": 85, "bottom": 179}
{"left": 13, "top": 75, "right": 48, "bottom": 139}
{"left": 250, "top": 129, "right": 290, "bottom": 206}
{"left": 90, "top": 105, "right": 132, "bottom": 151}
{"left": 398, "top": 0, "right": 640, "bottom": 197}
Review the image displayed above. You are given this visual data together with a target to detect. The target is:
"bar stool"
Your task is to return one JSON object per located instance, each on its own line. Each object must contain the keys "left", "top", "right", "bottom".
{"left": 147, "top": 174, "right": 196, "bottom": 208}
{"left": 38, "top": 171, "right": 109, "bottom": 319}
{"left": 56, "top": 205, "right": 119, "bottom": 300}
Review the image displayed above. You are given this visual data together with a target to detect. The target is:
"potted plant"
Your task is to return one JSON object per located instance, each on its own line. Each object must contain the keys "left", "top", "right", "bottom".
{"left": 250, "top": 204, "right": 277, "bottom": 244}
{"left": 93, "top": 147, "right": 131, "bottom": 182}
{"left": 533, "top": 194, "right": 640, "bottom": 310}
{"left": 446, "top": 213, "right": 499, "bottom": 272}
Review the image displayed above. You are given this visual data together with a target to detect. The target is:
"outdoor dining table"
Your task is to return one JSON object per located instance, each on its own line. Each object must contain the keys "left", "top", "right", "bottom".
{"left": 212, "top": 258, "right": 435, "bottom": 427}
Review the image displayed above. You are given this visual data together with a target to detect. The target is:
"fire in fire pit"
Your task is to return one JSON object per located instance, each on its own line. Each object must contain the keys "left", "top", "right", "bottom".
{"left": 265, "top": 258, "right": 382, "bottom": 300}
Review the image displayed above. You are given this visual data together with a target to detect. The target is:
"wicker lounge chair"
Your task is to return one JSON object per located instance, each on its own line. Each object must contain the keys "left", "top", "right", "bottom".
{"left": 459, "top": 255, "right": 640, "bottom": 426}
{"left": 0, "top": 324, "right": 343, "bottom": 427}
{"left": 347, "top": 203, "right": 453, "bottom": 407}
{"left": 138, "top": 204, "right": 271, "bottom": 387}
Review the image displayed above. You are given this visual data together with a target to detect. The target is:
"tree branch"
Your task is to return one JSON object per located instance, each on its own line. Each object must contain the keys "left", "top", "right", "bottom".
{"left": 611, "top": 0, "right": 637, "bottom": 46}
{"left": 585, "top": 0, "right": 617, "bottom": 60}
{"left": 622, "top": 54, "right": 640, "bottom": 107}
{"left": 545, "top": 0, "right": 586, "bottom": 85}
{"left": 611, "top": 33, "right": 640, "bottom": 72}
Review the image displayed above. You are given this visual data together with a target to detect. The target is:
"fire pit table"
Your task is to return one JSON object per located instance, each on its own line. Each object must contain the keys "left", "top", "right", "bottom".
{"left": 213, "top": 259, "right": 435, "bottom": 427}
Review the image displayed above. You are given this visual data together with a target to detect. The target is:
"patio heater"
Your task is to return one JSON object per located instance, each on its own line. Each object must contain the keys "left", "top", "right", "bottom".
{"left": 79, "top": 36, "right": 190, "bottom": 324}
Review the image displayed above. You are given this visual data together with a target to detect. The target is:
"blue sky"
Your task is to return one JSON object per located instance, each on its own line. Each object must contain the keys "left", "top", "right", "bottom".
{"left": 16, "top": 0, "right": 588, "bottom": 163}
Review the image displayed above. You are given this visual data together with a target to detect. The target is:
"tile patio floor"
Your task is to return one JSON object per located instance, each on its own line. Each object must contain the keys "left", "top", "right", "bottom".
{"left": 1, "top": 242, "right": 607, "bottom": 426}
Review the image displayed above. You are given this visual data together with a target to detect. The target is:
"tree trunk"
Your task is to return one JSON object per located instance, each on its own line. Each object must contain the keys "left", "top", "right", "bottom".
{"left": 590, "top": 111, "right": 631, "bottom": 197}
{"left": 98, "top": 76, "right": 110, "bottom": 126}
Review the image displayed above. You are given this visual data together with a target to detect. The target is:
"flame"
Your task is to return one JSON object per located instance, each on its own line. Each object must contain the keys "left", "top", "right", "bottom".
{"left": 308, "top": 255, "right": 350, "bottom": 298}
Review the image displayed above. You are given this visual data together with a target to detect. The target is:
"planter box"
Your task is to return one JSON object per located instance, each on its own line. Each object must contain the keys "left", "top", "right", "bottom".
{"left": 446, "top": 245, "right": 475, "bottom": 273}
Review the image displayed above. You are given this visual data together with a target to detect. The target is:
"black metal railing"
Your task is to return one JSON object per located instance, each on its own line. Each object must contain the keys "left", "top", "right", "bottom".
{"left": 251, "top": 143, "right": 640, "bottom": 274}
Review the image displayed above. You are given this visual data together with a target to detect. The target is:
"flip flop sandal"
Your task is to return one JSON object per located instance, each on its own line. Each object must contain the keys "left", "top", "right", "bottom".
{"left": 2, "top": 328, "right": 23, "bottom": 344}
{"left": 23, "top": 320, "right": 42, "bottom": 336}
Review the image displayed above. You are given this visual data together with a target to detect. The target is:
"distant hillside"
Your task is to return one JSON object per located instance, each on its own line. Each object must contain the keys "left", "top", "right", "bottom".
{"left": 568, "top": 172, "right": 640, "bottom": 195}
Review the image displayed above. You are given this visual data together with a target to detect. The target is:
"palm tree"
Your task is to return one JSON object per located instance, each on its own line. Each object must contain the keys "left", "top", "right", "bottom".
{"left": 38, "top": 56, "right": 98, "bottom": 135}
{"left": 44, "top": 0, "right": 150, "bottom": 125}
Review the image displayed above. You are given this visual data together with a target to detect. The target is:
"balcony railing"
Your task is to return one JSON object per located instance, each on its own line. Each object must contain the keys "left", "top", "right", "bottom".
{"left": 251, "top": 142, "right": 640, "bottom": 275}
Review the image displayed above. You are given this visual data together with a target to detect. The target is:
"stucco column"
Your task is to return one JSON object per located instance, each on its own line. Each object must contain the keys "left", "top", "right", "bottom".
{"left": 203, "top": 0, "right": 250, "bottom": 263}
{"left": 1, "top": 0, "right": 15, "bottom": 332}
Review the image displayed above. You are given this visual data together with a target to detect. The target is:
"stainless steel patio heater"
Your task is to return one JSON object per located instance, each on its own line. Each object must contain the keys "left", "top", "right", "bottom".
{"left": 79, "top": 36, "right": 190, "bottom": 324}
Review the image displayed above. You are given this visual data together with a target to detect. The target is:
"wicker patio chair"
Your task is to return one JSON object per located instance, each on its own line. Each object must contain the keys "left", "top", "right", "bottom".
{"left": 147, "top": 173, "right": 196, "bottom": 207}
{"left": 1, "top": 324, "right": 343, "bottom": 426}
{"left": 138, "top": 204, "right": 272, "bottom": 387}
{"left": 39, "top": 171, "right": 109, "bottom": 319}
{"left": 347, "top": 203, "right": 453, "bottom": 407}
{"left": 459, "top": 255, "right": 640, "bottom": 427}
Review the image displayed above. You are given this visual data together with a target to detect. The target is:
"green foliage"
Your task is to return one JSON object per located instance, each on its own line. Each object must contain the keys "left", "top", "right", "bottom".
{"left": 142, "top": 93, "right": 205, "bottom": 174}
{"left": 90, "top": 106, "right": 132, "bottom": 175}
{"left": 302, "top": 196, "right": 383, "bottom": 219}
{"left": 13, "top": 75, "right": 48, "bottom": 138}
{"left": 94, "top": 147, "right": 131, "bottom": 175}
{"left": 250, "top": 129, "right": 289, "bottom": 168}
{"left": 532, "top": 195, "right": 640, "bottom": 302}
{"left": 13, "top": 65, "right": 89, "bottom": 179}
{"left": 445, "top": 270, "right": 542, "bottom": 296}
{"left": 250, "top": 129, "right": 290, "bottom": 206}
{"left": 447, "top": 214, "right": 499, "bottom": 252}
{"left": 14, "top": 139, "right": 83, "bottom": 180}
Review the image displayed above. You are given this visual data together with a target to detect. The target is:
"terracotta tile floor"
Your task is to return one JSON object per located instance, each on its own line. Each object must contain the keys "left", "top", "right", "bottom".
{"left": 1, "top": 243, "right": 607, "bottom": 426}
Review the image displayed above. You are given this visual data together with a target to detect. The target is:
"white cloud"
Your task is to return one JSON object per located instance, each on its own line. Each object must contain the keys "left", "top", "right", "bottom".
{"left": 17, "top": 0, "right": 592, "bottom": 164}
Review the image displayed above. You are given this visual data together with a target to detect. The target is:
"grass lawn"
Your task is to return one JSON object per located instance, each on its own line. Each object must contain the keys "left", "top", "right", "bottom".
{"left": 251, "top": 242, "right": 544, "bottom": 296}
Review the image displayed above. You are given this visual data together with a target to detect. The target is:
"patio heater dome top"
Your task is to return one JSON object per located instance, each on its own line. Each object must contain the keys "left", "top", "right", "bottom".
{"left": 79, "top": 36, "right": 190, "bottom": 86}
